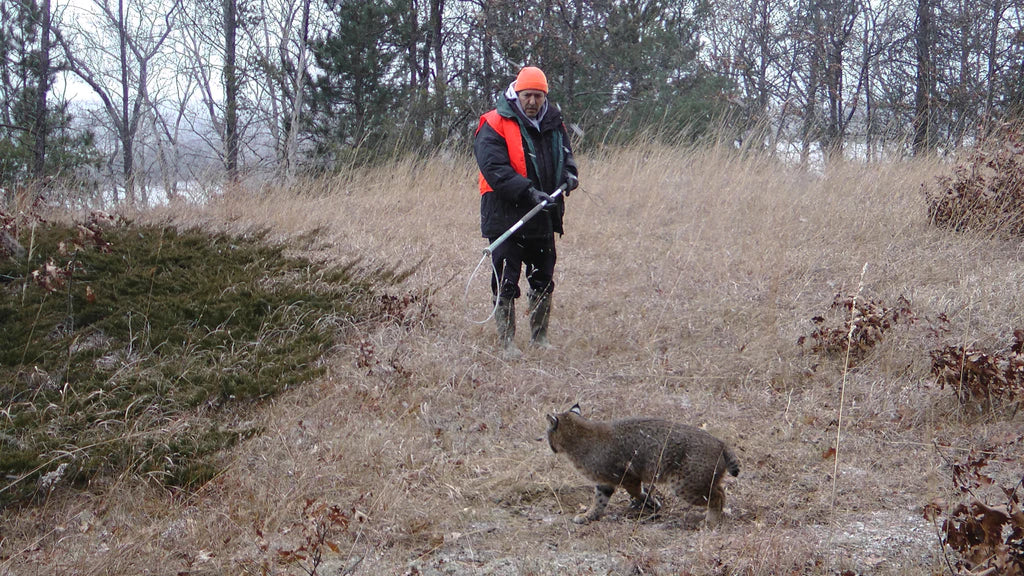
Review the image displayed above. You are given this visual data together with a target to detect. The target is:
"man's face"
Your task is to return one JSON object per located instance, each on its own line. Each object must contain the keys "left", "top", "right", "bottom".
{"left": 518, "top": 90, "right": 546, "bottom": 118}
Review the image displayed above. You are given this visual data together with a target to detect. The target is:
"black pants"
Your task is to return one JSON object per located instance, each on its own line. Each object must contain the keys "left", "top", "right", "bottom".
{"left": 489, "top": 235, "right": 556, "bottom": 300}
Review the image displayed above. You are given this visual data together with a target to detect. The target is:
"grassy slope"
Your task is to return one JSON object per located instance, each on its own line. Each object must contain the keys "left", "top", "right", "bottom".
{"left": 2, "top": 146, "right": 1023, "bottom": 575}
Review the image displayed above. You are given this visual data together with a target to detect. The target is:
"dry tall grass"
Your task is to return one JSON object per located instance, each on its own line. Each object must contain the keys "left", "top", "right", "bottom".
{"left": 3, "top": 144, "right": 1023, "bottom": 575}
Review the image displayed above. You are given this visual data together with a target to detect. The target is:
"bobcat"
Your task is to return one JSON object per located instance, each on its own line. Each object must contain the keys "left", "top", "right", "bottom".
{"left": 546, "top": 403, "right": 740, "bottom": 527}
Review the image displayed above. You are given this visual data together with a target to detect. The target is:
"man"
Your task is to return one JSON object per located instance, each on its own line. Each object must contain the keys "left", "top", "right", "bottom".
{"left": 474, "top": 66, "right": 580, "bottom": 358}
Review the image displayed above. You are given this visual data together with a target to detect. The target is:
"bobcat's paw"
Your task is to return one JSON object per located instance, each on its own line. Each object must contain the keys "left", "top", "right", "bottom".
{"left": 572, "top": 513, "right": 592, "bottom": 524}
{"left": 704, "top": 510, "right": 723, "bottom": 529}
{"left": 630, "top": 495, "right": 661, "bottom": 512}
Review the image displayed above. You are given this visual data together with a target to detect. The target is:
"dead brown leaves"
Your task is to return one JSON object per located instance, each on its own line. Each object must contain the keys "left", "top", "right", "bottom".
{"left": 925, "top": 454, "right": 1024, "bottom": 576}
{"left": 254, "top": 497, "right": 366, "bottom": 576}
{"left": 798, "top": 292, "right": 914, "bottom": 364}
{"left": 21, "top": 210, "right": 117, "bottom": 293}
{"left": 1, "top": 210, "right": 27, "bottom": 260}
{"left": 930, "top": 330, "right": 1024, "bottom": 406}
{"left": 925, "top": 124, "right": 1024, "bottom": 235}
{"left": 801, "top": 293, "right": 1024, "bottom": 410}
{"left": 29, "top": 258, "right": 74, "bottom": 292}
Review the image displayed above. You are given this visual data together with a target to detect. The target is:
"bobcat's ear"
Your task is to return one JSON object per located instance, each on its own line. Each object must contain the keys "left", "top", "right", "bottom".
{"left": 546, "top": 414, "right": 558, "bottom": 429}
{"left": 570, "top": 403, "right": 581, "bottom": 416}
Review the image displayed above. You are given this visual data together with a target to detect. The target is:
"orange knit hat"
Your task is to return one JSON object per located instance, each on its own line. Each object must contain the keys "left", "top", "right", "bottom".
{"left": 515, "top": 66, "right": 548, "bottom": 94}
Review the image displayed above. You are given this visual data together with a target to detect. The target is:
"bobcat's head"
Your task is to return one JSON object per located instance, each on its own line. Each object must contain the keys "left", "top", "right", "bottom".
{"left": 546, "top": 403, "right": 582, "bottom": 453}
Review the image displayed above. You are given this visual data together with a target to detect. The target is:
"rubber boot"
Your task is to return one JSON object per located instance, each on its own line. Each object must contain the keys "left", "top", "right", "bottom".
{"left": 528, "top": 291, "right": 553, "bottom": 349}
{"left": 495, "top": 296, "right": 522, "bottom": 359}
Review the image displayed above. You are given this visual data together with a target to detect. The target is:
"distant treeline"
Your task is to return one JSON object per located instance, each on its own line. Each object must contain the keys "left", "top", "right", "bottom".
{"left": 2, "top": 0, "right": 1023, "bottom": 205}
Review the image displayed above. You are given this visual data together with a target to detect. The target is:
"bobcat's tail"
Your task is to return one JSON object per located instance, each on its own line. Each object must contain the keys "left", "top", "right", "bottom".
{"left": 723, "top": 447, "right": 740, "bottom": 477}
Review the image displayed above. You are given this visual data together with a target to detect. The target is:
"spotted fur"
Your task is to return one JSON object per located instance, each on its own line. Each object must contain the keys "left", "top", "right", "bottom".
{"left": 546, "top": 403, "right": 739, "bottom": 527}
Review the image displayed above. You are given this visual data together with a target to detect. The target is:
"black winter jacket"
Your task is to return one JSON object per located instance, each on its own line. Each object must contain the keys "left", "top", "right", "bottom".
{"left": 474, "top": 89, "right": 578, "bottom": 239}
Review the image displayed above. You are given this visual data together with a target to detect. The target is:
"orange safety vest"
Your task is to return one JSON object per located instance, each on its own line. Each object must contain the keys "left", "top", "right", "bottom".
{"left": 476, "top": 110, "right": 527, "bottom": 195}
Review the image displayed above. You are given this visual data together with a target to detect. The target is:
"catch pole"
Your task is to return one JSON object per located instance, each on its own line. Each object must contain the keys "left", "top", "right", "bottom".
{"left": 466, "top": 184, "right": 568, "bottom": 324}
{"left": 482, "top": 184, "right": 567, "bottom": 257}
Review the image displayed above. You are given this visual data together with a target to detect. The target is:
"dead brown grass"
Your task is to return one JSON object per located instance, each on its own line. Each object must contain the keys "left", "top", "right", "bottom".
{"left": 3, "top": 144, "right": 1023, "bottom": 575}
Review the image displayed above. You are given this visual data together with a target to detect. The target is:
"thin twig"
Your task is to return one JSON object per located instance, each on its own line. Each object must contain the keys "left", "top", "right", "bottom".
{"left": 830, "top": 262, "right": 868, "bottom": 545}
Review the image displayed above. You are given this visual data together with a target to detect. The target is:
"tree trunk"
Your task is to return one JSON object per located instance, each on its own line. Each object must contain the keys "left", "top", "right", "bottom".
{"left": 284, "top": 0, "right": 310, "bottom": 182}
{"left": 430, "top": 0, "right": 444, "bottom": 147}
{"left": 118, "top": 0, "right": 135, "bottom": 203}
{"left": 913, "top": 0, "right": 935, "bottom": 155}
{"left": 800, "top": 0, "right": 823, "bottom": 167}
{"left": 985, "top": 0, "right": 1003, "bottom": 116}
{"left": 32, "top": 0, "right": 51, "bottom": 180}
{"left": 481, "top": 2, "right": 492, "bottom": 92}
{"left": 223, "top": 0, "right": 239, "bottom": 185}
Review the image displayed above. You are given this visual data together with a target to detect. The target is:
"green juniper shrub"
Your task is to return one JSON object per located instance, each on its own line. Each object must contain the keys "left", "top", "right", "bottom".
{"left": 0, "top": 215, "right": 409, "bottom": 508}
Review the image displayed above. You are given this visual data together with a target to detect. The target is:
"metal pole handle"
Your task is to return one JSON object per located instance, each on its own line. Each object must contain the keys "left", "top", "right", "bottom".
{"left": 483, "top": 184, "right": 567, "bottom": 257}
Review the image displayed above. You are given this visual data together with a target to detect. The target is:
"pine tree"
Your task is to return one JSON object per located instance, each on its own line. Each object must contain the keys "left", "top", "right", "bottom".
{"left": 1, "top": 0, "right": 98, "bottom": 203}
{"left": 306, "top": 0, "right": 404, "bottom": 165}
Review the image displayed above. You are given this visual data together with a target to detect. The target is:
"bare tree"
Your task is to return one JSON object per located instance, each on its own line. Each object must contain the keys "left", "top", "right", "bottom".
{"left": 235, "top": 0, "right": 322, "bottom": 179}
{"left": 222, "top": 0, "right": 238, "bottom": 184}
{"left": 912, "top": 0, "right": 937, "bottom": 154}
{"left": 142, "top": 51, "right": 204, "bottom": 202}
{"left": 705, "top": 0, "right": 801, "bottom": 151}
{"left": 857, "top": 0, "right": 905, "bottom": 160}
{"left": 56, "top": 0, "right": 179, "bottom": 204}
{"left": 176, "top": 0, "right": 239, "bottom": 179}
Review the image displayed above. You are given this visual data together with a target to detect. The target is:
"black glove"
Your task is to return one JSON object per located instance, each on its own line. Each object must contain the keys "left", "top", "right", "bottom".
{"left": 526, "top": 187, "right": 554, "bottom": 206}
{"left": 565, "top": 173, "right": 579, "bottom": 194}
